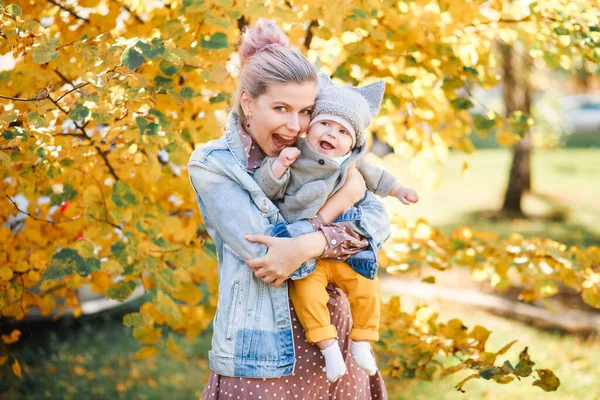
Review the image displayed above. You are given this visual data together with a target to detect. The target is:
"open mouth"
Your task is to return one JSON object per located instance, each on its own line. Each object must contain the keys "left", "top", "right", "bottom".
{"left": 272, "top": 133, "right": 296, "bottom": 148}
{"left": 319, "top": 140, "right": 334, "bottom": 151}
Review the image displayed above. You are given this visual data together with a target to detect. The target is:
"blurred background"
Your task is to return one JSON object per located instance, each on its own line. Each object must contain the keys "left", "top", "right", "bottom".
{"left": 3, "top": 68, "right": 599, "bottom": 400}
{"left": 1, "top": 1, "right": 600, "bottom": 399}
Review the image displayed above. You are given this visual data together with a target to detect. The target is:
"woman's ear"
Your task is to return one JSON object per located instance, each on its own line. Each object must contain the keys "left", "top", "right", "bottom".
{"left": 239, "top": 90, "right": 253, "bottom": 116}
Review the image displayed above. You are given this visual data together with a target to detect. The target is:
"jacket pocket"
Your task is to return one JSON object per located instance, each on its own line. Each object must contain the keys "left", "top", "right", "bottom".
{"left": 225, "top": 282, "right": 240, "bottom": 341}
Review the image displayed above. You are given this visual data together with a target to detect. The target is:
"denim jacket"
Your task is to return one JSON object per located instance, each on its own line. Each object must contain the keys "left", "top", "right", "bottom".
{"left": 187, "top": 111, "right": 390, "bottom": 378}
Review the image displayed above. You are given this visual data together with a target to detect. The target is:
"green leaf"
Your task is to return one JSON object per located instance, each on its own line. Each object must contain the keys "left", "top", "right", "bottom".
{"left": 2, "top": 127, "right": 28, "bottom": 141}
{"left": 472, "top": 114, "right": 496, "bottom": 131}
{"left": 111, "top": 182, "right": 137, "bottom": 207}
{"left": 152, "top": 268, "right": 176, "bottom": 289}
{"left": 180, "top": 86, "right": 195, "bottom": 99}
{"left": 200, "top": 32, "right": 228, "bottom": 49}
{"left": 136, "top": 116, "right": 160, "bottom": 135}
{"left": 225, "top": 10, "right": 241, "bottom": 19}
{"left": 451, "top": 97, "right": 474, "bottom": 110}
{"left": 5, "top": 4, "right": 23, "bottom": 16}
{"left": 159, "top": 59, "right": 180, "bottom": 76}
{"left": 27, "top": 112, "right": 47, "bottom": 128}
{"left": 110, "top": 241, "right": 132, "bottom": 267}
{"left": 32, "top": 44, "right": 59, "bottom": 65}
{"left": 421, "top": 276, "right": 436, "bottom": 284}
{"left": 462, "top": 66, "right": 479, "bottom": 76}
{"left": 396, "top": 74, "right": 416, "bottom": 84}
{"left": 205, "top": 12, "right": 230, "bottom": 29}
{"left": 138, "top": 255, "right": 162, "bottom": 272}
{"left": 76, "top": 257, "right": 101, "bottom": 277}
{"left": 151, "top": 237, "right": 170, "bottom": 248}
{"left": 44, "top": 248, "right": 85, "bottom": 280}
{"left": 50, "top": 183, "right": 78, "bottom": 206}
{"left": 153, "top": 290, "right": 182, "bottom": 321}
{"left": 209, "top": 92, "right": 231, "bottom": 104}
{"left": 442, "top": 74, "right": 463, "bottom": 90}
{"left": 553, "top": 26, "right": 570, "bottom": 36}
{"left": 123, "top": 312, "right": 153, "bottom": 328}
{"left": 106, "top": 280, "right": 137, "bottom": 301}
{"left": 121, "top": 47, "right": 145, "bottom": 70}
{"left": 135, "top": 39, "right": 165, "bottom": 59}
{"left": 68, "top": 104, "right": 90, "bottom": 121}
{"left": 352, "top": 8, "right": 368, "bottom": 19}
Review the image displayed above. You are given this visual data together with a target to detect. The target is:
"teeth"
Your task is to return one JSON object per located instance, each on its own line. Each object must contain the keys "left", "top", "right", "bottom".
{"left": 274, "top": 134, "right": 295, "bottom": 144}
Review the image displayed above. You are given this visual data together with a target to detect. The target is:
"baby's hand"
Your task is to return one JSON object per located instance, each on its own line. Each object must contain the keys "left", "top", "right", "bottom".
{"left": 278, "top": 147, "right": 301, "bottom": 168}
{"left": 395, "top": 187, "right": 419, "bottom": 205}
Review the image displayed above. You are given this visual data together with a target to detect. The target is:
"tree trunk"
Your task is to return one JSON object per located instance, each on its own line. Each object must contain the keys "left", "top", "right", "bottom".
{"left": 501, "top": 43, "right": 532, "bottom": 215}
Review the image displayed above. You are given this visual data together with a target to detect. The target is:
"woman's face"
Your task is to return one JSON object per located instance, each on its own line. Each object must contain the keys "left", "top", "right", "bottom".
{"left": 241, "top": 82, "right": 318, "bottom": 157}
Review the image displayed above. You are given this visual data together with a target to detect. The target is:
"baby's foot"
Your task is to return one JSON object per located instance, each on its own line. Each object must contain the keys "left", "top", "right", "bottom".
{"left": 320, "top": 341, "right": 347, "bottom": 382}
{"left": 350, "top": 341, "right": 377, "bottom": 376}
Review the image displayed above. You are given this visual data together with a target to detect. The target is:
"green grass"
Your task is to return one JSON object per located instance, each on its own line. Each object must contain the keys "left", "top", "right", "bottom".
{"left": 0, "top": 297, "right": 211, "bottom": 400}
{"left": 373, "top": 148, "right": 600, "bottom": 246}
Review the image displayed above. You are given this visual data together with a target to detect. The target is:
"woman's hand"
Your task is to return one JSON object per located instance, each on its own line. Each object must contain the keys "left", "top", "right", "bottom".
{"left": 318, "top": 163, "right": 367, "bottom": 223}
{"left": 245, "top": 232, "right": 326, "bottom": 286}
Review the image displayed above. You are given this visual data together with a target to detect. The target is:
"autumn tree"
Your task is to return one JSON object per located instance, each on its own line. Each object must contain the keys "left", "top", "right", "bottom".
{"left": 1, "top": 0, "right": 599, "bottom": 391}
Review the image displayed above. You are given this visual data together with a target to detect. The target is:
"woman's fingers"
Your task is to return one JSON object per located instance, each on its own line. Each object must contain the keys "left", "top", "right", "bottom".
{"left": 245, "top": 257, "right": 263, "bottom": 269}
{"left": 245, "top": 234, "right": 272, "bottom": 246}
{"left": 271, "top": 277, "right": 287, "bottom": 287}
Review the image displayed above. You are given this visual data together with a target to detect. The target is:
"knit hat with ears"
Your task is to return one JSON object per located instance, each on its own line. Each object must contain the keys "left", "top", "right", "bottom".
{"left": 310, "top": 73, "right": 385, "bottom": 148}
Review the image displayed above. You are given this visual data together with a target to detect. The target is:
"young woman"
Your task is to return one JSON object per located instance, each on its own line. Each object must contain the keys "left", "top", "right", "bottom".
{"left": 188, "top": 19, "right": 389, "bottom": 399}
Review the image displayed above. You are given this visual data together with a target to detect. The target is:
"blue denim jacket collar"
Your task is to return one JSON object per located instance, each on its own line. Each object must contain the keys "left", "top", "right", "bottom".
{"left": 224, "top": 112, "right": 252, "bottom": 172}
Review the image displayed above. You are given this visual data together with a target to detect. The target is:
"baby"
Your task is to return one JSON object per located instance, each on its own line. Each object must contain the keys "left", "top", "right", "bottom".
{"left": 253, "top": 74, "right": 418, "bottom": 382}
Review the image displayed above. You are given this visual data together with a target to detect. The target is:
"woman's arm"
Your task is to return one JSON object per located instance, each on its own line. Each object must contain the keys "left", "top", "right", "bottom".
{"left": 318, "top": 163, "right": 367, "bottom": 223}
{"left": 245, "top": 232, "right": 326, "bottom": 287}
{"left": 189, "top": 159, "right": 326, "bottom": 286}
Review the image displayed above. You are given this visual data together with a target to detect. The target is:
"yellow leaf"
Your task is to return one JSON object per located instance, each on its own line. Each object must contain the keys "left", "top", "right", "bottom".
{"left": 133, "top": 325, "right": 161, "bottom": 344}
{"left": 2, "top": 329, "right": 21, "bottom": 345}
{"left": 166, "top": 339, "right": 183, "bottom": 356}
{"left": 0, "top": 356, "right": 8, "bottom": 366}
{"left": 134, "top": 346, "right": 158, "bottom": 359}
{"left": 0, "top": 267, "right": 13, "bottom": 281}
{"left": 12, "top": 359, "right": 22, "bottom": 378}
{"left": 496, "top": 131, "right": 520, "bottom": 147}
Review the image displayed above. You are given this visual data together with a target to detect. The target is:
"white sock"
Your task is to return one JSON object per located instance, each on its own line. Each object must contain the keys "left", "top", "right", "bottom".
{"left": 320, "top": 341, "right": 347, "bottom": 382}
{"left": 351, "top": 341, "right": 378, "bottom": 376}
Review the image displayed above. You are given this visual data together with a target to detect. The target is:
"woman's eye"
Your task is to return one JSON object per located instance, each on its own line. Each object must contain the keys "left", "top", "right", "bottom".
{"left": 275, "top": 106, "right": 285, "bottom": 112}
{"left": 300, "top": 109, "right": 311, "bottom": 115}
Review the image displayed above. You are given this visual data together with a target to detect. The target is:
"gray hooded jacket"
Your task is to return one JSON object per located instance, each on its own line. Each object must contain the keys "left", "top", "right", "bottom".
{"left": 253, "top": 137, "right": 397, "bottom": 222}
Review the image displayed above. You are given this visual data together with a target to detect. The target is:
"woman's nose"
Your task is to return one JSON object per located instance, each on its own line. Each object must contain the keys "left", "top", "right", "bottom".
{"left": 286, "top": 114, "right": 300, "bottom": 133}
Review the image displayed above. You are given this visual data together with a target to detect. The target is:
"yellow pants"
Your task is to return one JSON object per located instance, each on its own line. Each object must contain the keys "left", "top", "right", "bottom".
{"left": 288, "top": 259, "right": 380, "bottom": 343}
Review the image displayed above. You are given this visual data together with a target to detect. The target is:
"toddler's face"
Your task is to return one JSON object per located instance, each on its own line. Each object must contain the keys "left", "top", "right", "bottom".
{"left": 307, "top": 120, "right": 353, "bottom": 158}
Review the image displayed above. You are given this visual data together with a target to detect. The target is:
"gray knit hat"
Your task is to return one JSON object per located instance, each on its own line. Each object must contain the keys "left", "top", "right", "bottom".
{"left": 310, "top": 73, "right": 385, "bottom": 148}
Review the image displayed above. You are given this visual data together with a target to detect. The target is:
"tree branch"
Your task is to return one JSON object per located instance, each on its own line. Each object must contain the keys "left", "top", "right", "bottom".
{"left": 110, "top": 0, "right": 144, "bottom": 24}
{"left": 46, "top": 0, "right": 90, "bottom": 23}
{"left": 6, "top": 194, "right": 84, "bottom": 224}
{"left": 46, "top": 94, "right": 120, "bottom": 181}
{"left": 56, "top": 83, "right": 90, "bottom": 102}
{"left": 0, "top": 94, "right": 40, "bottom": 102}
{"left": 304, "top": 20, "right": 319, "bottom": 50}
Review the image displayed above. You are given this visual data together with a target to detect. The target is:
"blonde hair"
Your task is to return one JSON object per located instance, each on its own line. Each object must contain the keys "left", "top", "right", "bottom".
{"left": 233, "top": 20, "right": 317, "bottom": 122}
